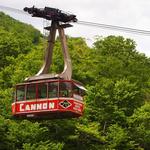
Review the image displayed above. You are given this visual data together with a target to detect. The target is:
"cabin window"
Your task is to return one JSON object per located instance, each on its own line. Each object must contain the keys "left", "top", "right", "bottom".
{"left": 59, "top": 82, "right": 72, "bottom": 97}
{"left": 38, "top": 83, "right": 47, "bottom": 99}
{"left": 73, "top": 84, "right": 85, "bottom": 100}
{"left": 26, "top": 84, "right": 36, "bottom": 100}
{"left": 48, "top": 82, "right": 58, "bottom": 98}
{"left": 17, "top": 85, "right": 25, "bottom": 101}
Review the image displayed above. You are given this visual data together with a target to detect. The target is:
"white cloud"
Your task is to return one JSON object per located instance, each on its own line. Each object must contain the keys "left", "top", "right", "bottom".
{"left": 0, "top": 0, "right": 150, "bottom": 56}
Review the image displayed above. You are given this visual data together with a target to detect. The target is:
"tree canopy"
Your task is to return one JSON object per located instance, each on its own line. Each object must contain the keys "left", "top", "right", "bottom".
{"left": 0, "top": 12, "right": 149, "bottom": 150}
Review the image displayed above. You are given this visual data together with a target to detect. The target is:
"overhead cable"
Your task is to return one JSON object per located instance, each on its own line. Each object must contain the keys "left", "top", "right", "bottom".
{"left": 0, "top": 5, "right": 27, "bottom": 15}
{"left": 77, "top": 21, "right": 150, "bottom": 36}
{"left": 1, "top": 5, "right": 150, "bottom": 36}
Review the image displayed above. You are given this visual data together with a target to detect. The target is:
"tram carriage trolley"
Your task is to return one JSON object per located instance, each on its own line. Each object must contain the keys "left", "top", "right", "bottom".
{"left": 11, "top": 6, "right": 86, "bottom": 119}
{"left": 12, "top": 77, "right": 86, "bottom": 119}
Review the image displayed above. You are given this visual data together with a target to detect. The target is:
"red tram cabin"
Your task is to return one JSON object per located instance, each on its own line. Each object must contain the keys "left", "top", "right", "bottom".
{"left": 12, "top": 79, "right": 86, "bottom": 119}
{"left": 12, "top": 6, "right": 86, "bottom": 119}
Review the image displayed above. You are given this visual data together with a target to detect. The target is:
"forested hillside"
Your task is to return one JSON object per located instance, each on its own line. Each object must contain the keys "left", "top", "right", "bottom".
{"left": 0, "top": 12, "right": 149, "bottom": 150}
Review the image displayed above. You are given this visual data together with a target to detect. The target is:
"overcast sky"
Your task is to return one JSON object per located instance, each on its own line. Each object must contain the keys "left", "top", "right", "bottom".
{"left": 0, "top": 0, "right": 150, "bottom": 56}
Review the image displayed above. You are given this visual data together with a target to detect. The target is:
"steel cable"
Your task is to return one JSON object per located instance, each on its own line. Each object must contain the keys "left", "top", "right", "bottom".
{"left": 76, "top": 20, "right": 150, "bottom": 36}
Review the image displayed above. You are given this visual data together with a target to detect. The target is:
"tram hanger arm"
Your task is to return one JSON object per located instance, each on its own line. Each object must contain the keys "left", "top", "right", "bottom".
{"left": 24, "top": 6, "right": 74, "bottom": 81}
{"left": 36, "top": 21, "right": 72, "bottom": 80}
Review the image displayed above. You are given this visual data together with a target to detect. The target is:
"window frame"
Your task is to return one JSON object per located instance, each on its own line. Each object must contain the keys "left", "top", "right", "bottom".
{"left": 16, "top": 85, "right": 26, "bottom": 101}
{"left": 37, "top": 83, "right": 48, "bottom": 99}
{"left": 48, "top": 81, "right": 59, "bottom": 98}
{"left": 26, "top": 84, "right": 36, "bottom": 100}
{"left": 59, "top": 81, "right": 73, "bottom": 98}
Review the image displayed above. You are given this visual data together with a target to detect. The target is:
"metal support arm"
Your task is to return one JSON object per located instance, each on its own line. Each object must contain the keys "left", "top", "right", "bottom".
{"left": 36, "top": 22, "right": 56, "bottom": 75}
{"left": 26, "top": 21, "right": 72, "bottom": 81}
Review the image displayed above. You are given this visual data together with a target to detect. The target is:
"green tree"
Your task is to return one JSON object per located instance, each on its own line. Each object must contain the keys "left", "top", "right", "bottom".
{"left": 1, "top": 12, "right": 150, "bottom": 150}
{"left": 128, "top": 103, "right": 150, "bottom": 150}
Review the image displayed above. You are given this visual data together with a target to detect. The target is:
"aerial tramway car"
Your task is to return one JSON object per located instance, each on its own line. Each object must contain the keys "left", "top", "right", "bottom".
{"left": 12, "top": 6, "right": 86, "bottom": 119}
{"left": 12, "top": 79, "right": 85, "bottom": 119}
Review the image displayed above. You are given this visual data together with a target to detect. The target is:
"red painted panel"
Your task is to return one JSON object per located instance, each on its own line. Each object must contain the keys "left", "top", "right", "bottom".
{"left": 58, "top": 99, "right": 84, "bottom": 114}
{"left": 13, "top": 99, "right": 58, "bottom": 114}
{"left": 12, "top": 98, "right": 84, "bottom": 116}
{"left": 12, "top": 103, "right": 15, "bottom": 114}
